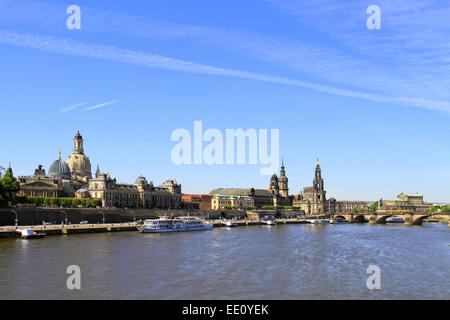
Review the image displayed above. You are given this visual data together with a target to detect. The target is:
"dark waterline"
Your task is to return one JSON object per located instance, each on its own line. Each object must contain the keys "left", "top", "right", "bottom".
{"left": 0, "top": 223, "right": 448, "bottom": 299}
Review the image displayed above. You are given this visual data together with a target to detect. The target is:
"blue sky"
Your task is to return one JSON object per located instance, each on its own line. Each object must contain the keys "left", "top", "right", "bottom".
{"left": 1, "top": 0, "right": 449, "bottom": 202}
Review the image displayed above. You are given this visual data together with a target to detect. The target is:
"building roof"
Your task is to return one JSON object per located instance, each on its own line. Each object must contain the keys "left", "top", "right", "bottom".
{"left": 213, "top": 194, "right": 253, "bottom": 200}
{"left": 209, "top": 188, "right": 272, "bottom": 197}
{"left": 400, "top": 193, "right": 423, "bottom": 197}
{"left": 48, "top": 159, "right": 71, "bottom": 178}
{"left": 135, "top": 176, "right": 149, "bottom": 186}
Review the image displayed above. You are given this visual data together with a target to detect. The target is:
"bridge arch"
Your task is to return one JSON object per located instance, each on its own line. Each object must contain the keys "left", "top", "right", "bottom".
{"left": 375, "top": 214, "right": 392, "bottom": 224}
{"left": 352, "top": 214, "right": 366, "bottom": 223}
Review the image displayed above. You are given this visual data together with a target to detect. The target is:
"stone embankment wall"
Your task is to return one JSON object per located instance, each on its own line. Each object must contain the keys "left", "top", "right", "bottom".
{"left": 0, "top": 207, "right": 303, "bottom": 226}
{"left": 0, "top": 207, "right": 245, "bottom": 226}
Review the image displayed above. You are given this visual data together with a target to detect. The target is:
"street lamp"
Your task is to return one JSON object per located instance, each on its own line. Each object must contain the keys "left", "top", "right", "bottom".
{"left": 61, "top": 210, "right": 68, "bottom": 226}
{"left": 126, "top": 208, "right": 136, "bottom": 222}
{"left": 99, "top": 211, "right": 105, "bottom": 224}
{"left": 11, "top": 210, "right": 18, "bottom": 229}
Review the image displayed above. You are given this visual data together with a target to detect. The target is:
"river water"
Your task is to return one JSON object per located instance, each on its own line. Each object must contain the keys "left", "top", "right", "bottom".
{"left": 0, "top": 223, "right": 448, "bottom": 299}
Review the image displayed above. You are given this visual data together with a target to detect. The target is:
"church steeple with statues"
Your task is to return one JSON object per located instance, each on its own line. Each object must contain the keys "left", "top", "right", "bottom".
{"left": 278, "top": 157, "right": 289, "bottom": 198}
{"left": 313, "top": 158, "right": 324, "bottom": 192}
{"left": 66, "top": 130, "right": 92, "bottom": 182}
{"left": 73, "top": 130, "right": 84, "bottom": 154}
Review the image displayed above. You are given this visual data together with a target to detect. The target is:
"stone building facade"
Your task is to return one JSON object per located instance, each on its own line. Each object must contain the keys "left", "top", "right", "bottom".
{"left": 182, "top": 194, "right": 213, "bottom": 210}
{"left": 88, "top": 169, "right": 182, "bottom": 209}
{"left": 210, "top": 159, "right": 293, "bottom": 209}
{"left": 17, "top": 131, "right": 182, "bottom": 209}
{"left": 293, "top": 160, "right": 368, "bottom": 215}
{"left": 211, "top": 194, "right": 254, "bottom": 210}
{"left": 379, "top": 193, "right": 432, "bottom": 213}
{"left": 17, "top": 165, "right": 65, "bottom": 198}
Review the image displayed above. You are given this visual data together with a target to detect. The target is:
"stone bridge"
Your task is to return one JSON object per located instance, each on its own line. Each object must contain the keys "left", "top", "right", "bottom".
{"left": 334, "top": 212, "right": 448, "bottom": 226}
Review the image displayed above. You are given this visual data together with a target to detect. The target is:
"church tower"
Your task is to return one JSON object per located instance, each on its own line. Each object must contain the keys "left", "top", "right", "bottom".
{"left": 278, "top": 158, "right": 289, "bottom": 198}
{"left": 73, "top": 130, "right": 84, "bottom": 154}
{"left": 313, "top": 158, "right": 324, "bottom": 192}
{"left": 313, "top": 158, "right": 327, "bottom": 213}
{"left": 269, "top": 173, "right": 279, "bottom": 196}
{"left": 67, "top": 130, "right": 92, "bottom": 181}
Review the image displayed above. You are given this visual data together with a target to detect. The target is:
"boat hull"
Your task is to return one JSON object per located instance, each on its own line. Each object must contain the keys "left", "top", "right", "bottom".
{"left": 21, "top": 233, "right": 47, "bottom": 239}
{"left": 138, "top": 224, "right": 213, "bottom": 233}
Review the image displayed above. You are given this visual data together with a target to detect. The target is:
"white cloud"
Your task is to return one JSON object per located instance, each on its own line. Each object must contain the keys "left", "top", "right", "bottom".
{"left": 1, "top": 0, "right": 450, "bottom": 112}
{"left": 1, "top": 29, "right": 449, "bottom": 112}
{"left": 84, "top": 100, "right": 117, "bottom": 111}
{"left": 59, "top": 102, "right": 85, "bottom": 114}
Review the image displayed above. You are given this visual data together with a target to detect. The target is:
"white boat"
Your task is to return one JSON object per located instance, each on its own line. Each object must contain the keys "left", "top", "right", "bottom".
{"left": 308, "top": 219, "right": 329, "bottom": 225}
{"left": 329, "top": 217, "right": 350, "bottom": 224}
{"left": 17, "top": 229, "right": 46, "bottom": 239}
{"left": 137, "top": 217, "right": 213, "bottom": 233}
{"left": 221, "top": 220, "right": 234, "bottom": 227}
{"left": 386, "top": 216, "right": 405, "bottom": 223}
{"left": 261, "top": 216, "right": 277, "bottom": 225}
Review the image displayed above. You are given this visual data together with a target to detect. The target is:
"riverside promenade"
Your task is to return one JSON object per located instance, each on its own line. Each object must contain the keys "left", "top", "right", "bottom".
{"left": 0, "top": 218, "right": 312, "bottom": 238}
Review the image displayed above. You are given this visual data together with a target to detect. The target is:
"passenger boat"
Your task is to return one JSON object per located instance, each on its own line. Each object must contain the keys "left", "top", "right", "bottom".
{"left": 329, "top": 217, "right": 350, "bottom": 224}
{"left": 17, "top": 229, "right": 47, "bottom": 239}
{"left": 137, "top": 217, "right": 213, "bottom": 233}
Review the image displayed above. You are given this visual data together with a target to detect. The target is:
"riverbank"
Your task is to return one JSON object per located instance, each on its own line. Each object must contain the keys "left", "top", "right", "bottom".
{"left": 0, "top": 218, "right": 315, "bottom": 238}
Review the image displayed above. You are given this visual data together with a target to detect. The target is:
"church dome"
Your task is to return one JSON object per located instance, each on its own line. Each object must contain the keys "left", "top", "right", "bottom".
{"left": 278, "top": 175, "right": 287, "bottom": 182}
{"left": 49, "top": 159, "right": 71, "bottom": 179}
{"left": 271, "top": 173, "right": 278, "bottom": 181}
{"left": 67, "top": 153, "right": 92, "bottom": 179}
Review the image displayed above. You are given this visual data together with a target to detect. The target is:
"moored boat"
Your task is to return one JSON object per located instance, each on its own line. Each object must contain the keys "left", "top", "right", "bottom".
{"left": 221, "top": 220, "right": 234, "bottom": 227}
{"left": 261, "top": 216, "right": 277, "bottom": 225}
{"left": 308, "top": 219, "right": 329, "bottom": 225}
{"left": 137, "top": 216, "right": 213, "bottom": 233}
{"left": 386, "top": 216, "right": 405, "bottom": 223}
{"left": 17, "top": 229, "right": 47, "bottom": 239}
{"left": 329, "top": 217, "right": 350, "bottom": 224}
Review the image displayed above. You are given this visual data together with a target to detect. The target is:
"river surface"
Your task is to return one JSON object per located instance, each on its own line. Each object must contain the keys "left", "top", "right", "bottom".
{"left": 0, "top": 223, "right": 448, "bottom": 299}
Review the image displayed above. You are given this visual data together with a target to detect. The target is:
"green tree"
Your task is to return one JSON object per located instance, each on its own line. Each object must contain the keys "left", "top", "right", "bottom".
{"left": 44, "top": 197, "right": 51, "bottom": 206}
{"left": 90, "top": 199, "right": 101, "bottom": 207}
{"left": 50, "top": 198, "right": 59, "bottom": 207}
{"left": 369, "top": 201, "right": 378, "bottom": 212}
{"left": 59, "top": 198, "right": 69, "bottom": 207}
{"left": 72, "top": 198, "right": 82, "bottom": 207}
{"left": 0, "top": 171, "right": 20, "bottom": 207}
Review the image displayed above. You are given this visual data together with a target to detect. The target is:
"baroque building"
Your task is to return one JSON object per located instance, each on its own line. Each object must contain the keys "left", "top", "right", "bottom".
{"left": 293, "top": 159, "right": 327, "bottom": 214}
{"left": 17, "top": 131, "right": 182, "bottom": 209}
{"left": 18, "top": 165, "right": 65, "bottom": 198}
{"left": 88, "top": 169, "right": 182, "bottom": 209}
{"left": 210, "top": 160, "right": 293, "bottom": 209}
{"left": 66, "top": 131, "right": 92, "bottom": 182}
{"left": 293, "top": 159, "right": 368, "bottom": 215}
{"left": 378, "top": 193, "right": 432, "bottom": 213}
